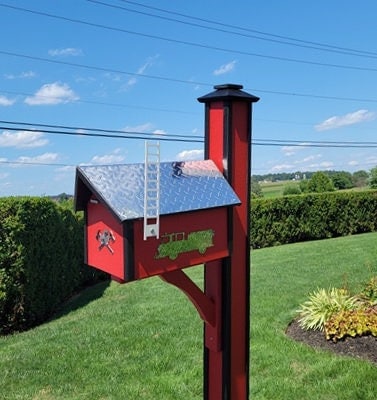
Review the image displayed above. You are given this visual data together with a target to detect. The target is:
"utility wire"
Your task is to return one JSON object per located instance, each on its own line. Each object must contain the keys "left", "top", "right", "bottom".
{"left": 1, "top": 3, "right": 377, "bottom": 72}
{"left": 0, "top": 120, "right": 203, "bottom": 140}
{"left": 0, "top": 89, "right": 198, "bottom": 115}
{"left": 88, "top": 0, "right": 377, "bottom": 59}
{"left": 2, "top": 119, "right": 377, "bottom": 148}
{"left": 1, "top": 6, "right": 377, "bottom": 103}
{"left": 0, "top": 49, "right": 212, "bottom": 88}
{"left": 1, "top": 2, "right": 377, "bottom": 113}
{"left": 3, "top": 50, "right": 377, "bottom": 105}
{"left": 118, "top": 0, "right": 377, "bottom": 57}
{"left": 4, "top": 78, "right": 377, "bottom": 106}
{"left": 0, "top": 160, "right": 73, "bottom": 167}
{"left": 0, "top": 125, "right": 203, "bottom": 143}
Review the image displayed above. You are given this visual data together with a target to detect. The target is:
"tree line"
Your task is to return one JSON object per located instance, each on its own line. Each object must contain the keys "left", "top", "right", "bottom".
{"left": 251, "top": 168, "right": 377, "bottom": 198}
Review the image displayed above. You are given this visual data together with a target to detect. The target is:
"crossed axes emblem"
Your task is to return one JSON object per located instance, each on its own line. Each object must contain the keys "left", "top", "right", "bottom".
{"left": 96, "top": 229, "right": 116, "bottom": 254}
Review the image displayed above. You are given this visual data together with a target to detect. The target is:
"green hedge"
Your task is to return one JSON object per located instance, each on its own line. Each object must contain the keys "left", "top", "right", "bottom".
{"left": 250, "top": 190, "right": 377, "bottom": 248}
{"left": 0, "top": 197, "right": 105, "bottom": 334}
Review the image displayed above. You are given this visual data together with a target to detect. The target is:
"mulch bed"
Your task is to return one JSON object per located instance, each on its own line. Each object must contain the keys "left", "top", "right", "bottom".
{"left": 286, "top": 319, "right": 377, "bottom": 365}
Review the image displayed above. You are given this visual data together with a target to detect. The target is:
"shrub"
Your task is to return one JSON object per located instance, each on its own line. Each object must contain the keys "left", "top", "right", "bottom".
{"left": 307, "top": 171, "right": 335, "bottom": 193}
{"left": 296, "top": 288, "right": 358, "bottom": 331}
{"left": 359, "top": 276, "right": 377, "bottom": 306}
{"left": 0, "top": 197, "right": 106, "bottom": 334}
{"left": 325, "top": 307, "right": 377, "bottom": 342}
{"left": 250, "top": 190, "right": 377, "bottom": 248}
{"left": 283, "top": 185, "right": 301, "bottom": 196}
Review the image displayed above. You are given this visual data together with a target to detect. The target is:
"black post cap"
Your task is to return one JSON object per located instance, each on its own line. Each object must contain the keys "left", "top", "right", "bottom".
{"left": 198, "top": 83, "right": 259, "bottom": 104}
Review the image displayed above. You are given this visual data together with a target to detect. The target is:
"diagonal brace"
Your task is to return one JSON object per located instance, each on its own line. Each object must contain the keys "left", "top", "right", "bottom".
{"left": 160, "top": 269, "right": 215, "bottom": 327}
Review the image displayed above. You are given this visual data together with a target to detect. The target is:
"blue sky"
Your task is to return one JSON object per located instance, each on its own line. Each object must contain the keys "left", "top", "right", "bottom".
{"left": 2, "top": 1, "right": 377, "bottom": 195}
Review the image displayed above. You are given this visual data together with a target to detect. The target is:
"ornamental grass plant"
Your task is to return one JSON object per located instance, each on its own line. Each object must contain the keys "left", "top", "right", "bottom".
{"left": 296, "top": 288, "right": 359, "bottom": 331}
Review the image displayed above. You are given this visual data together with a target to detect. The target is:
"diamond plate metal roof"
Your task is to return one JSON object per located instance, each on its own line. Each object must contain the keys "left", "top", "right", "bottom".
{"left": 75, "top": 160, "right": 240, "bottom": 221}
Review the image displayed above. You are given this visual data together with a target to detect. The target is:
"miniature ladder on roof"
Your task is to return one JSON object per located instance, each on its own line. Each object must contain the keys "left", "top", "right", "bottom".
{"left": 143, "top": 141, "right": 160, "bottom": 240}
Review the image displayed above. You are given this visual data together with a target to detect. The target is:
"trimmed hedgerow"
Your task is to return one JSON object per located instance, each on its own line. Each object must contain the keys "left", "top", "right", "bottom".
{"left": 250, "top": 190, "right": 377, "bottom": 248}
{"left": 0, "top": 197, "right": 105, "bottom": 334}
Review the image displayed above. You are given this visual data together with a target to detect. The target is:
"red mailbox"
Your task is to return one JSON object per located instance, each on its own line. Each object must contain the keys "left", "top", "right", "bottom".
{"left": 74, "top": 159, "right": 240, "bottom": 282}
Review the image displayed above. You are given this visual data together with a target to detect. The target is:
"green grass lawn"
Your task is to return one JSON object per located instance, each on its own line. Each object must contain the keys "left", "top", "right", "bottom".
{"left": 1, "top": 233, "right": 377, "bottom": 399}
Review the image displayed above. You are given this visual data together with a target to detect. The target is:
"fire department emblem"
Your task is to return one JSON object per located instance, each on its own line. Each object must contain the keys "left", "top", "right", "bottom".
{"left": 96, "top": 229, "right": 115, "bottom": 254}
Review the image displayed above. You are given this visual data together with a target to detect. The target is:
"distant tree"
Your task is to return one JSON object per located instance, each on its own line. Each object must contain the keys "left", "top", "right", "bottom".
{"left": 299, "top": 179, "right": 310, "bottom": 193}
{"left": 307, "top": 171, "right": 335, "bottom": 193}
{"left": 251, "top": 178, "right": 263, "bottom": 198}
{"left": 283, "top": 185, "right": 301, "bottom": 196}
{"left": 352, "top": 170, "right": 369, "bottom": 188}
{"left": 369, "top": 167, "right": 377, "bottom": 189}
{"left": 331, "top": 171, "right": 353, "bottom": 190}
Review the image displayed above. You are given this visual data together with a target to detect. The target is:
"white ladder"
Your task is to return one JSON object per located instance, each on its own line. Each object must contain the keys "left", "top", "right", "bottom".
{"left": 143, "top": 141, "right": 160, "bottom": 240}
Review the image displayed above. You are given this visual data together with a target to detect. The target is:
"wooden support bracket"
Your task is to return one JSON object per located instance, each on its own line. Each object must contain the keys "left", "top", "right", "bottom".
{"left": 160, "top": 269, "right": 215, "bottom": 327}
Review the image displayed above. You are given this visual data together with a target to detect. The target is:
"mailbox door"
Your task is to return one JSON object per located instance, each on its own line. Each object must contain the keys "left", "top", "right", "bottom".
{"left": 86, "top": 201, "right": 126, "bottom": 280}
{"left": 133, "top": 208, "right": 229, "bottom": 279}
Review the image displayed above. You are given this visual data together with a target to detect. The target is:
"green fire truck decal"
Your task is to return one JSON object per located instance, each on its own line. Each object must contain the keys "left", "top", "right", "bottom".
{"left": 155, "top": 229, "right": 214, "bottom": 260}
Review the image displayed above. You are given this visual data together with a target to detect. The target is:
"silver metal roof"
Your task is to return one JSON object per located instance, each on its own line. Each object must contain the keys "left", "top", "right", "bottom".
{"left": 75, "top": 160, "right": 240, "bottom": 221}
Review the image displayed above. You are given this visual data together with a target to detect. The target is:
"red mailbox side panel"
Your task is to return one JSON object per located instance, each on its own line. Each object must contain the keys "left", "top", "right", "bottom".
{"left": 133, "top": 208, "right": 229, "bottom": 279}
{"left": 86, "top": 201, "right": 125, "bottom": 280}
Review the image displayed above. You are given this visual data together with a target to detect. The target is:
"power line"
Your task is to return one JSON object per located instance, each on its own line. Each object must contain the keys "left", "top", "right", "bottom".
{"left": 3, "top": 119, "right": 377, "bottom": 148}
{"left": 253, "top": 141, "right": 377, "bottom": 149}
{"left": 4, "top": 77, "right": 377, "bottom": 106}
{"left": 0, "top": 124, "right": 203, "bottom": 143}
{"left": 118, "top": 0, "right": 377, "bottom": 58}
{"left": 0, "top": 160, "right": 72, "bottom": 167}
{"left": 1, "top": 3, "right": 377, "bottom": 73}
{"left": 0, "top": 119, "right": 203, "bottom": 139}
{"left": 3, "top": 49, "right": 377, "bottom": 106}
{"left": 0, "top": 49, "right": 212, "bottom": 88}
{"left": 0, "top": 89, "right": 197, "bottom": 115}
{"left": 88, "top": 0, "right": 377, "bottom": 60}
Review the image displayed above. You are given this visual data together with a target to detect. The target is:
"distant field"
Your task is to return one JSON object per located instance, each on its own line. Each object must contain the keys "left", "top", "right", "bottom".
{"left": 260, "top": 180, "right": 300, "bottom": 198}
{"left": 260, "top": 180, "right": 369, "bottom": 198}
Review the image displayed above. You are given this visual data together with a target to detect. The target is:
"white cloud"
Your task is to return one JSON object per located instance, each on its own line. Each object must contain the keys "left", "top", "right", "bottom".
{"left": 16, "top": 153, "right": 58, "bottom": 164}
{"left": 281, "top": 143, "right": 310, "bottom": 156}
{"left": 123, "top": 55, "right": 159, "bottom": 89}
{"left": 104, "top": 72, "right": 122, "bottom": 82}
{"left": 24, "top": 82, "right": 79, "bottom": 105}
{"left": 4, "top": 71, "right": 36, "bottom": 80}
{"left": 319, "top": 161, "right": 334, "bottom": 169}
{"left": 90, "top": 149, "right": 125, "bottom": 165}
{"left": 48, "top": 48, "right": 82, "bottom": 57}
{"left": 56, "top": 165, "right": 75, "bottom": 173}
{"left": 0, "top": 172, "right": 9, "bottom": 179}
{"left": 0, "top": 95, "right": 16, "bottom": 106}
{"left": 126, "top": 77, "right": 137, "bottom": 88}
{"left": 123, "top": 123, "right": 154, "bottom": 133}
{"left": 0, "top": 130, "right": 48, "bottom": 148}
{"left": 213, "top": 60, "right": 237, "bottom": 76}
{"left": 315, "top": 109, "right": 376, "bottom": 131}
{"left": 270, "top": 163, "right": 295, "bottom": 172}
{"left": 294, "top": 154, "right": 322, "bottom": 164}
{"left": 175, "top": 149, "right": 204, "bottom": 161}
{"left": 302, "top": 161, "right": 334, "bottom": 170}
{"left": 153, "top": 129, "right": 167, "bottom": 135}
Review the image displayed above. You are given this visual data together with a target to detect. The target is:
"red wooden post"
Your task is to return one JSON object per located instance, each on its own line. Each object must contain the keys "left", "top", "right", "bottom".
{"left": 198, "top": 84, "right": 259, "bottom": 399}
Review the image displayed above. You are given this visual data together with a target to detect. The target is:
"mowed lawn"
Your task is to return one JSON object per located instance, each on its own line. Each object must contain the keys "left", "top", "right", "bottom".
{"left": 1, "top": 233, "right": 377, "bottom": 399}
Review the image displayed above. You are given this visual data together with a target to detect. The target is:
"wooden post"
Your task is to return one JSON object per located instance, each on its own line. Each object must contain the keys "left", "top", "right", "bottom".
{"left": 198, "top": 84, "right": 259, "bottom": 399}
